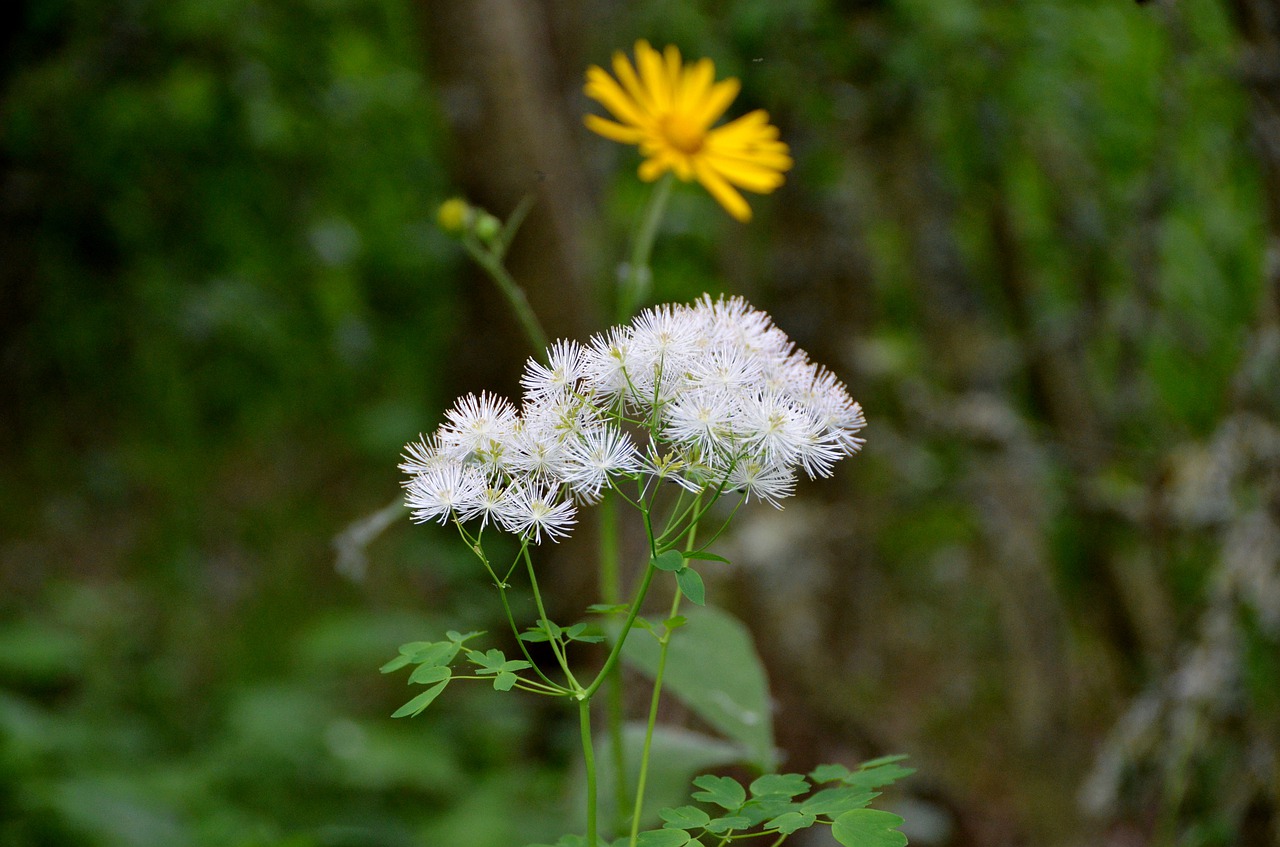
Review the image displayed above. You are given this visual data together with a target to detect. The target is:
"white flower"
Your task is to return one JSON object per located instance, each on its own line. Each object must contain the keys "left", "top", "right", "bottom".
{"left": 437, "top": 392, "right": 519, "bottom": 464}
{"left": 400, "top": 294, "right": 866, "bottom": 542}
{"left": 687, "top": 346, "right": 765, "bottom": 395}
{"left": 561, "top": 424, "right": 641, "bottom": 501}
{"left": 405, "top": 461, "right": 486, "bottom": 524}
{"left": 662, "top": 388, "right": 739, "bottom": 456}
{"left": 496, "top": 482, "right": 578, "bottom": 543}
{"left": 792, "top": 416, "right": 848, "bottom": 479}
{"left": 581, "top": 326, "right": 636, "bottom": 401}
{"left": 471, "top": 484, "right": 513, "bottom": 529}
{"left": 522, "top": 392, "right": 601, "bottom": 443}
{"left": 789, "top": 365, "right": 867, "bottom": 456}
{"left": 508, "top": 432, "right": 568, "bottom": 481}
{"left": 728, "top": 458, "right": 796, "bottom": 509}
{"left": 399, "top": 434, "right": 445, "bottom": 476}
{"left": 694, "top": 294, "right": 792, "bottom": 368}
{"left": 627, "top": 304, "right": 701, "bottom": 404}
{"left": 521, "top": 339, "right": 586, "bottom": 401}
{"left": 739, "top": 391, "right": 815, "bottom": 467}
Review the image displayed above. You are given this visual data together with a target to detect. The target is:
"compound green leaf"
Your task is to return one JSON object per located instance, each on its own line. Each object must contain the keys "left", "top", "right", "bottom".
{"left": 406, "top": 641, "right": 458, "bottom": 667}
{"left": 843, "top": 762, "right": 915, "bottom": 790}
{"left": 380, "top": 653, "right": 413, "bottom": 674}
{"left": 860, "top": 754, "right": 911, "bottom": 769}
{"left": 704, "top": 815, "right": 750, "bottom": 834}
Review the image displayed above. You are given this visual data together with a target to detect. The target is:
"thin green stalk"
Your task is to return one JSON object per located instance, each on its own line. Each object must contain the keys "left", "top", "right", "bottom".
{"left": 629, "top": 588, "right": 683, "bottom": 846}
{"left": 524, "top": 547, "right": 581, "bottom": 691}
{"left": 628, "top": 520, "right": 698, "bottom": 846}
{"left": 583, "top": 562, "right": 658, "bottom": 700}
{"left": 459, "top": 530, "right": 564, "bottom": 691}
{"left": 617, "top": 174, "right": 674, "bottom": 321}
{"left": 580, "top": 697, "right": 599, "bottom": 847}
{"left": 599, "top": 494, "right": 630, "bottom": 828}
{"left": 463, "top": 236, "right": 551, "bottom": 356}
{"left": 683, "top": 496, "right": 746, "bottom": 554}
{"left": 495, "top": 582, "right": 564, "bottom": 691}
{"left": 494, "top": 193, "right": 536, "bottom": 260}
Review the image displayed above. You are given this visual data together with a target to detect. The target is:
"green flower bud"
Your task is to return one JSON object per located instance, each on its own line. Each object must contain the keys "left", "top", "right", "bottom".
{"left": 473, "top": 212, "right": 502, "bottom": 243}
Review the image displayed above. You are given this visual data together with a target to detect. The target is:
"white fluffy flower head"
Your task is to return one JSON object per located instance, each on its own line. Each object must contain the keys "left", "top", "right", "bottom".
{"left": 401, "top": 295, "right": 866, "bottom": 540}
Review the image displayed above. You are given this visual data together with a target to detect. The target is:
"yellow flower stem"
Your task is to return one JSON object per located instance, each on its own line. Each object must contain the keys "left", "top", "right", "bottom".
{"left": 462, "top": 234, "right": 552, "bottom": 359}
{"left": 617, "top": 173, "right": 674, "bottom": 321}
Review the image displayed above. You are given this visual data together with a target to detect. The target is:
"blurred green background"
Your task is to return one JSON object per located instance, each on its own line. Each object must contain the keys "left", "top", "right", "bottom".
{"left": 3, "top": 0, "right": 1278, "bottom": 845}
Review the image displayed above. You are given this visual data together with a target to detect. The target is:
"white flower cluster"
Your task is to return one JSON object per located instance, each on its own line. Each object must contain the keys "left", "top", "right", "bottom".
{"left": 400, "top": 295, "right": 865, "bottom": 543}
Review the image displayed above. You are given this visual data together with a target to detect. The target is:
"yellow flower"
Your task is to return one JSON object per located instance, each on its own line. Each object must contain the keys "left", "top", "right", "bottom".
{"left": 584, "top": 41, "right": 793, "bottom": 222}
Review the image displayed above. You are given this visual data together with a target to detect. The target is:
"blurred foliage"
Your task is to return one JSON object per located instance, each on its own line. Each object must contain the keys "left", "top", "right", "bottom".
{"left": 1, "top": 0, "right": 1275, "bottom": 845}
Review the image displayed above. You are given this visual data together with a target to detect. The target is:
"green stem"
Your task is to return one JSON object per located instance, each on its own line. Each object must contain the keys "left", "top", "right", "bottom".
{"left": 461, "top": 530, "right": 563, "bottom": 692}
{"left": 599, "top": 494, "right": 630, "bottom": 828}
{"left": 524, "top": 547, "right": 581, "bottom": 691}
{"left": 494, "top": 193, "right": 536, "bottom": 260}
{"left": 495, "top": 582, "right": 563, "bottom": 691}
{"left": 464, "top": 236, "right": 552, "bottom": 357}
{"left": 583, "top": 562, "right": 658, "bottom": 700}
{"left": 617, "top": 174, "right": 674, "bottom": 321}
{"left": 580, "top": 697, "right": 599, "bottom": 847}
{"left": 628, "top": 521, "right": 698, "bottom": 846}
{"left": 629, "top": 588, "right": 683, "bottom": 846}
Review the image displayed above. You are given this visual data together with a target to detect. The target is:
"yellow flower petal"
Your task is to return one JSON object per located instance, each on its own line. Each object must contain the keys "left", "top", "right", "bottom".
{"left": 676, "top": 58, "right": 715, "bottom": 119}
{"left": 585, "top": 66, "right": 649, "bottom": 129}
{"left": 585, "top": 114, "right": 645, "bottom": 144}
{"left": 693, "top": 159, "right": 752, "bottom": 222}
{"left": 689, "top": 77, "right": 740, "bottom": 130}
{"left": 612, "top": 50, "right": 653, "bottom": 118}
{"left": 706, "top": 156, "right": 787, "bottom": 193}
{"left": 636, "top": 41, "right": 671, "bottom": 113}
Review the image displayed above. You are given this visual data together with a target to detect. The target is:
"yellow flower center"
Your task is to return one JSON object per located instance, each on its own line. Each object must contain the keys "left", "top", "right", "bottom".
{"left": 658, "top": 113, "right": 705, "bottom": 155}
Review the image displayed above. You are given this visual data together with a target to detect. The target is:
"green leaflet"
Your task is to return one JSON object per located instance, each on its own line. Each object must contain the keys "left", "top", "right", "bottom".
{"left": 674, "top": 567, "right": 705, "bottom": 606}
{"left": 391, "top": 680, "right": 449, "bottom": 718}
{"left": 831, "top": 809, "right": 908, "bottom": 847}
